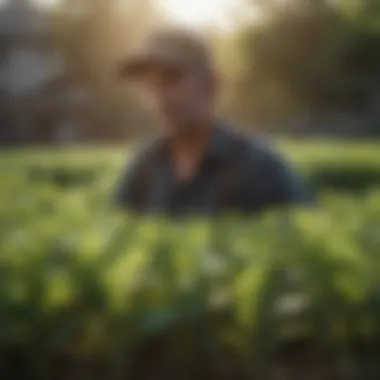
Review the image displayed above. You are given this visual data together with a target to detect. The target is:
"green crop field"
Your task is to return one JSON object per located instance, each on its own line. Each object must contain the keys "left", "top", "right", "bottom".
{"left": 1, "top": 140, "right": 380, "bottom": 380}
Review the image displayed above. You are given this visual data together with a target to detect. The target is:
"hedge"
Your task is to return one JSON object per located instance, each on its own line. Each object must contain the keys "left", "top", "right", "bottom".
{"left": 1, "top": 194, "right": 380, "bottom": 380}
{"left": 1, "top": 145, "right": 380, "bottom": 379}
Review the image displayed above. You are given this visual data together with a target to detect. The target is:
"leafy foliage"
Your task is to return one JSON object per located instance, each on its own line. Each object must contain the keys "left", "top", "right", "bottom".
{"left": 1, "top": 142, "right": 380, "bottom": 379}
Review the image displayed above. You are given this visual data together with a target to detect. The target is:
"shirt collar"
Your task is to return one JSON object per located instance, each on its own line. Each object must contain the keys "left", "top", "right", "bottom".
{"left": 157, "top": 120, "right": 233, "bottom": 161}
{"left": 205, "top": 121, "right": 233, "bottom": 161}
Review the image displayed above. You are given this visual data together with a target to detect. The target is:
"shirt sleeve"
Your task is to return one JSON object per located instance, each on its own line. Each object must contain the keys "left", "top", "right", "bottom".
{"left": 114, "top": 158, "right": 137, "bottom": 209}
{"left": 113, "top": 144, "right": 151, "bottom": 211}
{"left": 263, "top": 153, "right": 314, "bottom": 205}
{"left": 244, "top": 140, "right": 315, "bottom": 212}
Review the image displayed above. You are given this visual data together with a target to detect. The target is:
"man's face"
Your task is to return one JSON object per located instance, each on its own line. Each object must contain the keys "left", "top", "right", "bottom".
{"left": 136, "top": 65, "right": 213, "bottom": 134}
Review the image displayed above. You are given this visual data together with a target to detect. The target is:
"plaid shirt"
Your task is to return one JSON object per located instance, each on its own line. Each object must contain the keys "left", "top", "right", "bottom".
{"left": 115, "top": 123, "right": 313, "bottom": 216}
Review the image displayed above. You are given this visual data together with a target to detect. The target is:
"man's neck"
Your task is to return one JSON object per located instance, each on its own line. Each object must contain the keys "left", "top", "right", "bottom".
{"left": 173, "top": 126, "right": 211, "bottom": 155}
{"left": 167, "top": 121, "right": 214, "bottom": 183}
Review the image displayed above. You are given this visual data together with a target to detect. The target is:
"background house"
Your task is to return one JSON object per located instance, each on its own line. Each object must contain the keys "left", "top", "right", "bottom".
{"left": 0, "top": 0, "right": 92, "bottom": 145}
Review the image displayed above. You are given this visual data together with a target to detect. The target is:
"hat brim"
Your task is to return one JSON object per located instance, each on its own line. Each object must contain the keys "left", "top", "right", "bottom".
{"left": 118, "top": 54, "right": 185, "bottom": 79}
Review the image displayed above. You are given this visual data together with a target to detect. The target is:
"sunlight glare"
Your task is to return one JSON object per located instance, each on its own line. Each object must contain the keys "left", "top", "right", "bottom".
{"left": 156, "top": 0, "right": 234, "bottom": 28}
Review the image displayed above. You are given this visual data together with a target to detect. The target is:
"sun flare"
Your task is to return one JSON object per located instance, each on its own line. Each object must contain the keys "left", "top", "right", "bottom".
{"left": 156, "top": 0, "right": 235, "bottom": 28}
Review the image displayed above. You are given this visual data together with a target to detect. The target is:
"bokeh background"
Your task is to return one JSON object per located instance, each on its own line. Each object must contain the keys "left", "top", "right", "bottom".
{"left": 1, "top": 1, "right": 380, "bottom": 380}
{"left": 1, "top": 0, "right": 380, "bottom": 142}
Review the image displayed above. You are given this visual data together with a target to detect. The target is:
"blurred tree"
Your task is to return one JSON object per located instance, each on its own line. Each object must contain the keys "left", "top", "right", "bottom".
{"left": 224, "top": 0, "right": 340, "bottom": 126}
{"left": 335, "top": 0, "right": 380, "bottom": 110}
{"left": 224, "top": 0, "right": 380, "bottom": 129}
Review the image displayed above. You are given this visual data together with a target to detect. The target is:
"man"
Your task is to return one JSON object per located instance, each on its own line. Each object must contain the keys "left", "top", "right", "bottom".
{"left": 115, "top": 27, "right": 312, "bottom": 216}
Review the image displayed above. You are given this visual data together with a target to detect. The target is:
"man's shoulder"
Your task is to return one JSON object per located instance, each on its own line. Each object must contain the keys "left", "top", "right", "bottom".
{"left": 115, "top": 137, "right": 162, "bottom": 209}
{"left": 127, "top": 136, "right": 163, "bottom": 169}
{"left": 237, "top": 132, "right": 314, "bottom": 203}
{"left": 248, "top": 136, "right": 287, "bottom": 169}
{"left": 118, "top": 136, "right": 162, "bottom": 188}
{"left": 228, "top": 130, "right": 283, "bottom": 169}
